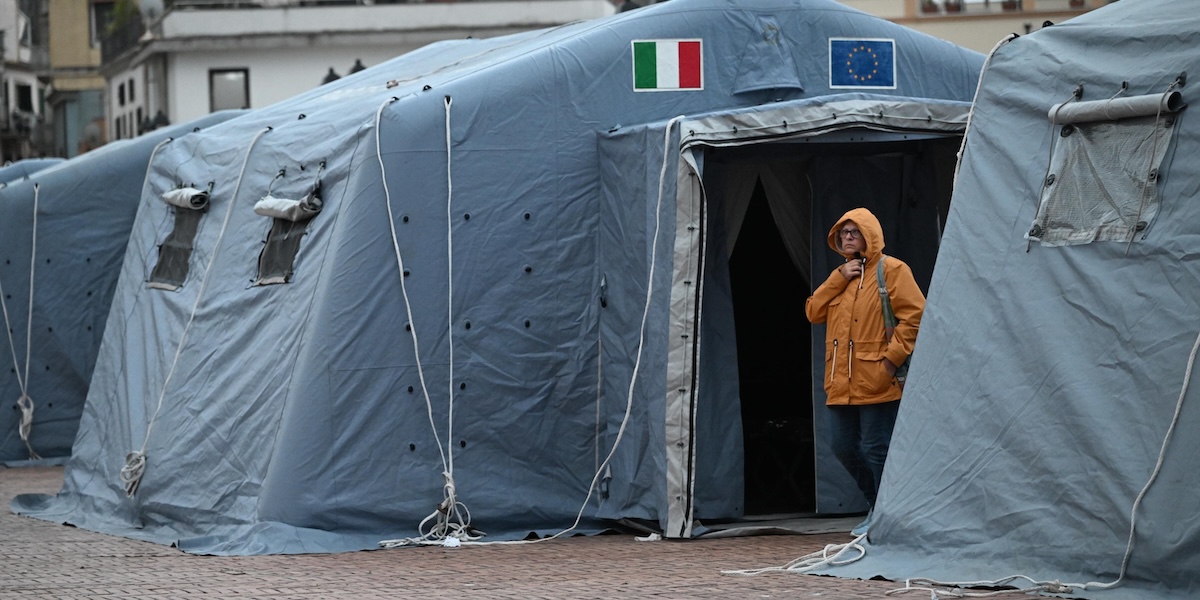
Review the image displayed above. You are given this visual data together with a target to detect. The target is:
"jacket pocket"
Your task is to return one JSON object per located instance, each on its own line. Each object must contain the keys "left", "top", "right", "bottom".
{"left": 850, "top": 345, "right": 893, "bottom": 396}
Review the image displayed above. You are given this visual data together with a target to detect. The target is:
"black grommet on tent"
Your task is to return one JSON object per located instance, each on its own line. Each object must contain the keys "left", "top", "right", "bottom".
{"left": 523, "top": 212, "right": 531, "bottom": 220}
{"left": 403, "top": 268, "right": 411, "bottom": 277}
{"left": 408, "top": 386, "right": 414, "bottom": 393}
{"left": 524, "top": 265, "right": 532, "bottom": 273}
{"left": 524, "top": 320, "right": 531, "bottom": 328}
{"left": 459, "top": 440, "right": 466, "bottom": 448}
{"left": 459, "top": 382, "right": 466, "bottom": 390}
{"left": 409, "top": 444, "right": 416, "bottom": 451}
{"left": 463, "top": 213, "right": 470, "bottom": 220}
{"left": 464, "top": 321, "right": 471, "bottom": 330}
{"left": 402, "top": 215, "right": 409, "bottom": 223}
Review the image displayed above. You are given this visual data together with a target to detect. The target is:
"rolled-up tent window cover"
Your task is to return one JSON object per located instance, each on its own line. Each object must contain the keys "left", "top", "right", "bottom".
{"left": 161, "top": 187, "right": 210, "bottom": 210}
{"left": 1049, "top": 90, "right": 1185, "bottom": 124}
{"left": 253, "top": 193, "right": 322, "bottom": 222}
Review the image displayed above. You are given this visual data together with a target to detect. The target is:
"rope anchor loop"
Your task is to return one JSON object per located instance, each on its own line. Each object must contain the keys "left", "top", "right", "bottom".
{"left": 16, "top": 393, "right": 40, "bottom": 460}
{"left": 120, "top": 451, "right": 147, "bottom": 497}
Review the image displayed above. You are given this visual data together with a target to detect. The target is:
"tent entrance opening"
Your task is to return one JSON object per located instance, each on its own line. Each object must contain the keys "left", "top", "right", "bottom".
{"left": 701, "top": 135, "right": 957, "bottom": 518}
{"left": 728, "top": 178, "right": 814, "bottom": 515}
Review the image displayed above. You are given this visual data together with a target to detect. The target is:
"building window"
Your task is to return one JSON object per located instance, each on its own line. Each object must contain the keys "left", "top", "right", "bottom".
{"left": 129, "top": 78, "right": 136, "bottom": 102}
{"left": 118, "top": 82, "right": 125, "bottom": 107}
{"left": 15, "top": 84, "right": 33, "bottom": 113}
{"left": 90, "top": 0, "right": 116, "bottom": 48}
{"left": 210, "top": 69, "right": 249, "bottom": 112}
{"left": 150, "top": 186, "right": 212, "bottom": 290}
{"left": 1027, "top": 90, "right": 1184, "bottom": 246}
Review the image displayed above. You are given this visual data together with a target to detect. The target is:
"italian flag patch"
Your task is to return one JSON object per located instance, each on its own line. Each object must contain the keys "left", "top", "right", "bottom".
{"left": 632, "top": 39, "right": 703, "bottom": 91}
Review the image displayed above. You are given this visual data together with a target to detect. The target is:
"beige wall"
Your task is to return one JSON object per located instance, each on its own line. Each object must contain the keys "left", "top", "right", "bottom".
{"left": 49, "top": 73, "right": 106, "bottom": 92}
{"left": 49, "top": 0, "right": 101, "bottom": 69}
{"left": 842, "top": 0, "right": 1098, "bottom": 54}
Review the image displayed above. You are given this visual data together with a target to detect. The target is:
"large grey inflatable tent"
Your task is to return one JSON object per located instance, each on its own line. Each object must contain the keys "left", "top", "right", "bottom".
{"left": 0, "top": 159, "right": 65, "bottom": 187}
{"left": 0, "top": 112, "right": 242, "bottom": 464}
{"left": 820, "top": 1, "right": 1200, "bottom": 599}
{"left": 14, "top": 0, "right": 982, "bottom": 554}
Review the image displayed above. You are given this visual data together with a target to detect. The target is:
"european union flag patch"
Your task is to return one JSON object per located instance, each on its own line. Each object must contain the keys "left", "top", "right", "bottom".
{"left": 829, "top": 38, "right": 896, "bottom": 89}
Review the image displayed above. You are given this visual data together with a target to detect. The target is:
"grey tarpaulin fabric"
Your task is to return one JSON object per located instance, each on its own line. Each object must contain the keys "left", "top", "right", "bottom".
{"left": 12, "top": 0, "right": 981, "bottom": 554}
{"left": 0, "top": 159, "right": 65, "bottom": 188}
{"left": 0, "top": 111, "right": 243, "bottom": 464}
{"left": 819, "top": 1, "right": 1200, "bottom": 598}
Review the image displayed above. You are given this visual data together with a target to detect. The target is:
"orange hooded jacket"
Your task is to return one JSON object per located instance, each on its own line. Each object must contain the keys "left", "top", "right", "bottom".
{"left": 805, "top": 208, "right": 925, "bottom": 406}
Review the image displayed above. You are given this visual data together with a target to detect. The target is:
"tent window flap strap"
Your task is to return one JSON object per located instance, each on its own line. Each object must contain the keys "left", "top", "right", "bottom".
{"left": 1027, "top": 88, "right": 1185, "bottom": 247}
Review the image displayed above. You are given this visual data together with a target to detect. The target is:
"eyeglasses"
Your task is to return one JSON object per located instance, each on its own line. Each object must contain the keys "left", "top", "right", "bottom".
{"left": 839, "top": 229, "right": 862, "bottom": 240}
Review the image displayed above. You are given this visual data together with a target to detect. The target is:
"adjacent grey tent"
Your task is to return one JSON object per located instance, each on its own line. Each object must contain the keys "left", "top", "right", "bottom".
{"left": 0, "top": 112, "right": 241, "bottom": 463}
{"left": 0, "top": 159, "right": 65, "bottom": 187}
{"left": 14, "top": 0, "right": 982, "bottom": 554}
{"left": 823, "top": 2, "right": 1200, "bottom": 598}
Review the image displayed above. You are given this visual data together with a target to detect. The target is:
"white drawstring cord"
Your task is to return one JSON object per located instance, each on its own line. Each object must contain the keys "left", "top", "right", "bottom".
{"left": 723, "top": 533, "right": 868, "bottom": 576}
{"left": 120, "top": 128, "right": 271, "bottom": 497}
{"left": 381, "top": 115, "right": 686, "bottom": 548}
{"left": 0, "top": 183, "right": 41, "bottom": 460}
{"left": 376, "top": 96, "right": 478, "bottom": 547}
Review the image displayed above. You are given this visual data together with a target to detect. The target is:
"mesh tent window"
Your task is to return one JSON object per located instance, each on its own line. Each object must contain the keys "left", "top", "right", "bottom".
{"left": 1027, "top": 90, "right": 1185, "bottom": 247}
{"left": 149, "top": 185, "right": 211, "bottom": 291}
{"left": 253, "top": 179, "right": 322, "bottom": 286}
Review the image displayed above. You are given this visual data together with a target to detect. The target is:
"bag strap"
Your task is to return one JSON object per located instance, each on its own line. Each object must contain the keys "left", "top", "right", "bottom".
{"left": 877, "top": 255, "right": 897, "bottom": 343}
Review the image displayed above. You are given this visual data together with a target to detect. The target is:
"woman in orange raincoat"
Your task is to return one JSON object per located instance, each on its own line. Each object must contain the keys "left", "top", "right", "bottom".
{"left": 805, "top": 207, "right": 924, "bottom": 537}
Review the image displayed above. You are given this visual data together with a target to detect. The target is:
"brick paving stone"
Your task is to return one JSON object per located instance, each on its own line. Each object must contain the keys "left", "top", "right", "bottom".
{"left": 0, "top": 465, "right": 910, "bottom": 599}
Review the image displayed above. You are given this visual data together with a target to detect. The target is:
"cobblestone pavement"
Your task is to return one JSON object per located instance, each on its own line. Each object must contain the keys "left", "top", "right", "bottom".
{"left": 1, "top": 466, "right": 902, "bottom": 599}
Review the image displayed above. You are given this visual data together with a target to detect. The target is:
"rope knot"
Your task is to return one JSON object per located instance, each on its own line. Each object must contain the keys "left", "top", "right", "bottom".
{"left": 15, "top": 393, "right": 40, "bottom": 460}
{"left": 120, "top": 451, "right": 147, "bottom": 497}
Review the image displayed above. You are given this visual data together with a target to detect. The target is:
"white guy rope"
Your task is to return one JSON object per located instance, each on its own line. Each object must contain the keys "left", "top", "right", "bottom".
{"left": 381, "top": 115, "right": 688, "bottom": 549}
{"left": 951, "top": 34, "right": 1017, "bottom": 200}
{"left": 374, "top": 97, "right": 477, "bottom": 548}
{"left": 723, "top": 533, "right": 868, "bottom": 577}
{"left": 120, "top": 127, "right": 272, "bottom": 497}
{"left": 0, "top": 183, "right": 42, "bottom": 459}
{"left": 377, "top": 116, "right": 685, "bottom": 549}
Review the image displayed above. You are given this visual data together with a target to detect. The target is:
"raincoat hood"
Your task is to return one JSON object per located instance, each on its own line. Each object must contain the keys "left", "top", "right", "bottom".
{"left": 827, "top": 207, "right": 886, "bottom": 262}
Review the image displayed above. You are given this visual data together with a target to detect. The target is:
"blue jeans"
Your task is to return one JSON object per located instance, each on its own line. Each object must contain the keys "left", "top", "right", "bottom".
{"left": 828, "top": 400, "right": 900, "bottom": 507}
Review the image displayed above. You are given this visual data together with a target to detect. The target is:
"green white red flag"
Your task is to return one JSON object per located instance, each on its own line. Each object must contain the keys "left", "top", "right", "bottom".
{"left": 632, "top": 39, "right": 703, "bottom": 91}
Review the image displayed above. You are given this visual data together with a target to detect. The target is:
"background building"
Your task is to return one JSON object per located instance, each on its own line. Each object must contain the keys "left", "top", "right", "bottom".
{"left": 98, "top": 0, "right": 611, "bottom": 142}
{"left": 0, "top": 0, "right": 52, "bottom": 161}
{"left": 0, "top": 0, "right": 1108, "bottom": 159}
{"left": 844, "top": 0, "right": 1101, "bottom": 53}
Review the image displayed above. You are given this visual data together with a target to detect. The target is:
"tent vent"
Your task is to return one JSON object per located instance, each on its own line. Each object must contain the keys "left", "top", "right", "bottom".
{"left": 1027, "top": 90, "right": 1185, "bottom": 247}
{"left": 148, "top": 183, "right": 213, "bottom": 291}
{"left": 254, "top": 168, "right": 324, "bottom": 286}
{"left": 731, "top": 16, "right": 804, "bottom": 95}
